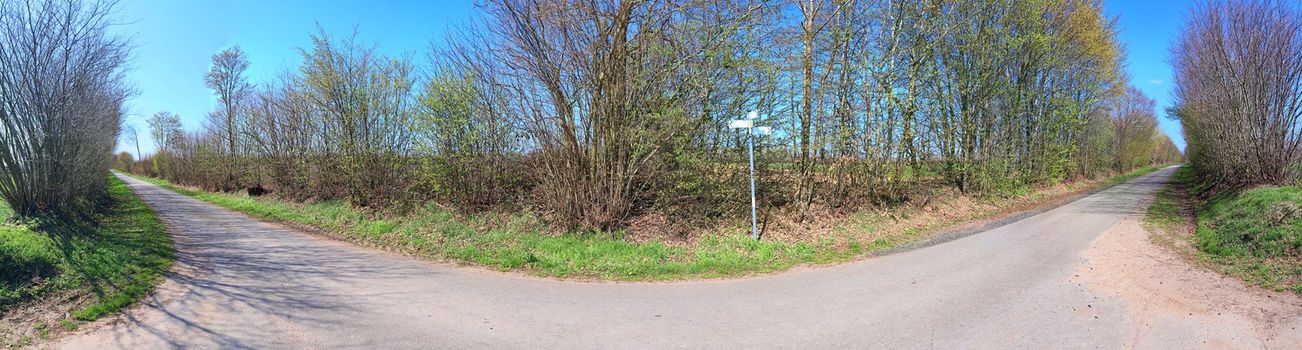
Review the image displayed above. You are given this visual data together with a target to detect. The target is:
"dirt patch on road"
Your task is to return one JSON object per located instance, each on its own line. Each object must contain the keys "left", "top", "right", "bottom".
{"left": 1079, "top": 217, "right": 1302, "bottom": 348}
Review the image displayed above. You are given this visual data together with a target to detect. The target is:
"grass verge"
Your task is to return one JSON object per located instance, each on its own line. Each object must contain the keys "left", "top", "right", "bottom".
{"left": 0, "top": 176, "right": 173, "bottom": 346}
{"left": 129, "top": 166, "right": 1163, "bottom": 282}
{"left": 1145, "top": 165, "right": 1301, "bottom": 294}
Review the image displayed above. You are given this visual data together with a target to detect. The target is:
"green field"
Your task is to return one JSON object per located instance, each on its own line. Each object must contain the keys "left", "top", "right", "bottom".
{"left": 1, "top": 177, "right": 173, "bottom": 345}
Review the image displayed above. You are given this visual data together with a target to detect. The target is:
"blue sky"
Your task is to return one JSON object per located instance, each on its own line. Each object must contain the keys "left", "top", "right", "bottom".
{"left": 113, "top": 0, "right": 1189, "bottom": 155}
{"left": 1105, "top": 0, "right": 1189, "bottom": 151}
{"left": 113, "top": 0, "right": 475, "bottom": 155}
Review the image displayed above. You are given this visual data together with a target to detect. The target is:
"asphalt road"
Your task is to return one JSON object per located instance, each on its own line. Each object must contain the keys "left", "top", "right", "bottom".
{"left": 59, "top": 168, "right": 1200, "bottom": 349}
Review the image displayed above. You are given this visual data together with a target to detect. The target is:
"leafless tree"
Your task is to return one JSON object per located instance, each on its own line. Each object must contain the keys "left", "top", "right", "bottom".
{"left": 204, "top": 46, "right": 252, "bottom": 190}
{"left": 122, "top": 123, "right": 142, "bottom": 162}
{"left": 0, "top": 0, "right": 131, "bottom": 218}
{"left": 1172, "top": 0, "right": 1302, "bottom": 187}
{"left": 135, "top": 0, "right": 1184, "bottom": 236}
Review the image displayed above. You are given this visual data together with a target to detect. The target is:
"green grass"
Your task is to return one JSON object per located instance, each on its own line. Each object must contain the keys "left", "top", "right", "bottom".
{"left": 1145, "top": 165, "right": 1301, "bottom": 294}
{"left": 1196, "top": 185, "right": 1302, "bottom": 293}
{"left": 0, "top": 211, "right": 61, "bottom": 305}
{"left": 133, "top": 166, "right": 1163, "bottom": 281}
{"left": 1197, "top": 187, "right": 1302, "bottom": 259}
{"left": 1144, "top": 166, "right": 1191, "bottom": 229}
{"left": 136, "top": 176, "right": 842, "bottom": 280}
{"left": 0, "top": 177, "right": 173, "bottom": 332}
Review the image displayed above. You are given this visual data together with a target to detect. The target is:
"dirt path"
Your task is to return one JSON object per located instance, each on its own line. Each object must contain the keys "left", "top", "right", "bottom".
{"left": 48, "top": 168, "right": 1300, "bottom": 349}
{"left": 1079, "top": 217, "right": 1302, "bottom": 349}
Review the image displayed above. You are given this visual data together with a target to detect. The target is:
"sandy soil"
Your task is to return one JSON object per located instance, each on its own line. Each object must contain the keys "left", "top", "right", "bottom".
{"left": 1078, "top": 217, "right": 1302, "bottom": 349}
{"left": 0, "top": 290, "right": 91, "bottom": 347}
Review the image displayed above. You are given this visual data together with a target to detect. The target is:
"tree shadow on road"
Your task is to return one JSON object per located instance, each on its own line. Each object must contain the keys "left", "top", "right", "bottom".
{"left": 93, "top": 193, "right": 449, "bottom": 348}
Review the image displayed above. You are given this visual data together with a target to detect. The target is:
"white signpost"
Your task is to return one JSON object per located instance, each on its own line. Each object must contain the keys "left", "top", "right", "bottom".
{"left": 729, "top": 111, "right": 770, "bottom": 240}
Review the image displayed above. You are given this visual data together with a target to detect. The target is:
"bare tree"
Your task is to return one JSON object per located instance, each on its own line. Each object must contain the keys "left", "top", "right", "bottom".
{"left": 0, "top": 0, "right": 131, "bottom": 218}
{"left": 147, "top": 111, "right": 184, "bottom": 178}
{"left": 204, "top": 46, "right": 252, "bottom": 190}
{"left": 122, "top": 123, "right": 142, "bottom": 163}
{"left": 1113, "top": 86, "right": 1160, "bottom": 171}
{"left": 134, "top": 0, "right": 1182, "bottom": 237}
{"left": 1173, "top": 0, "right": 1302, "bottom": 186}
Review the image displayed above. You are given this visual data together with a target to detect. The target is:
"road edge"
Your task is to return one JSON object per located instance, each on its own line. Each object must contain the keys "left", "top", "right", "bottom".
{"left": 867, "top": 165, "right": 1179, "bottom": 258}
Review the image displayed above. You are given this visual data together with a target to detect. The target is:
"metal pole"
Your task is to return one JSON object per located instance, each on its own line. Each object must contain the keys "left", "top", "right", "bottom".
{"left": 748, "top": 127, "right": 758, "bottom": 240}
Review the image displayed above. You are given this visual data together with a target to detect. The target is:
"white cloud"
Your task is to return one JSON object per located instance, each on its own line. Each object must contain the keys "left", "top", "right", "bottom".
{"left": 1147, "top": 79, "right": 1164, "bottom": 85}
